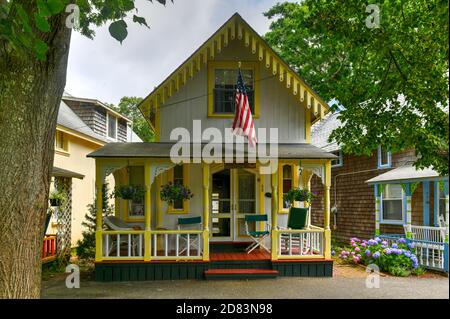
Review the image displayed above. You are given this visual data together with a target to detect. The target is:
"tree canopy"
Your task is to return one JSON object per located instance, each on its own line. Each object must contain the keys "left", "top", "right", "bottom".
{"left": 110, "top": 96, "right": 155, "bottom": 142}
{"left": 264, "top": 0, "right": 449, "bottom": 175}
{"left": 0, "top": 0, "right": 172, "bottom": 60}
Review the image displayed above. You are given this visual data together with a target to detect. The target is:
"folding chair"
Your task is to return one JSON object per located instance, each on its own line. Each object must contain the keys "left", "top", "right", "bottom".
{"left": 104, "top": 216, "right": 141, "bottom": 256}
{"left": 245, "top": 214, "right": 271, "bottom": 254}
{"left": 177, "top": 216, "right": 202, "bottom": 255}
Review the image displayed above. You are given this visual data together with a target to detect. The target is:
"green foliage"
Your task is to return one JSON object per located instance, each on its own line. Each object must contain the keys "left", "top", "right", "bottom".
{"left": 0, "top": 0, "right": 173, "bottom": 60}
{"left": 264, "top": 1, "right": 449, "bottom": 175}
{"left": 160, "top": 182, "right": 193, "bottom": 205}
{"left": 76, "top": 184, "right": 113, "bottom": 261}
{"left": 112, "top": 184, "right": 146, "bottom": 201}
{"left": 110, "top": 96, "right": 155, "bottom": 142}
{"left": 283, "top": 187, "right": 315, "bottom": 205}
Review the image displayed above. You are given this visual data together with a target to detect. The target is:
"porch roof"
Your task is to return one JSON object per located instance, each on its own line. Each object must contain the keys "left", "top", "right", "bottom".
{"left": 52, "top": 166, "right": 85, "bottom": 179}
{"left": 87, "top": 142, "right": 337, "bottom": 160}
{"left": 366, "top": 165, "right": 446, "bottom": 184}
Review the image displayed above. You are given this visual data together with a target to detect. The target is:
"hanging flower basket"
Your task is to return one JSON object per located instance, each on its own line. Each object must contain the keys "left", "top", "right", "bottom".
{"left": 49, "top": 190, "right": 67, "bottom": 207}
{"left": 283, "top": 187, "right": 315, "bottom": 206}
{"left": 113, "top": 185, "right": 146, "bottom": 202}
{"left": 160, "top": 182, "right": 193, "bottom": 205}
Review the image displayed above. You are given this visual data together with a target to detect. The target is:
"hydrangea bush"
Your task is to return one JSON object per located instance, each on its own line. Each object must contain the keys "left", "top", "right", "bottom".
{"left": 339, "top": 237, "right": 421, "bottom": 276}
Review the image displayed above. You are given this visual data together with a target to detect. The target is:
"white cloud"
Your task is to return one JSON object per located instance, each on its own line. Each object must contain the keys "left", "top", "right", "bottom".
{"left": 65, "top": 0, "right": 278, "bottom": 105}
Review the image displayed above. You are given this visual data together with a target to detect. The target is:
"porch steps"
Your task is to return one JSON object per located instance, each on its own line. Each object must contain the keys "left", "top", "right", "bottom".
{"left": 204, "top": 268, "right": 279, "bottom": 280}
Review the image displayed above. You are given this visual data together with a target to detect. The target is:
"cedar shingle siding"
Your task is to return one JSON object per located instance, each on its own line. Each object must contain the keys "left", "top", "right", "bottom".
{"left": 310, "top": 149, "right": 428, "bottom": 241}
{"left": 64, "top": 99, "right": 127, "bottom": 142}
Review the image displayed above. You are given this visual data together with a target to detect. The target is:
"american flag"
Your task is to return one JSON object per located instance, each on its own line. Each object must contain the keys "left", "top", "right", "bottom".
{"left": 232, "top": 68, "right": 257, "bottom": 147}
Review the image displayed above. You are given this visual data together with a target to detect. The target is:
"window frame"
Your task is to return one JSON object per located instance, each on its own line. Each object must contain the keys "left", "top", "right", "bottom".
{"left": 437, "top": 184, "right": 447, "bottom": 221}
{"left": 331, "top": 150, "right": 344, "bottom": 168}
{"left": 55, "top": 130, "right": 69, "bottom": 154}
{"left": 107, "top": 112, "right": 118, "bottom": 141}
{"left": 207, "top": 61, "right": 260, "bottom": 118}
{"left": 167, "top": 164, "right": 190, "bottom": 214}
{"left": 380, "top": 184, "right": 404, "bottom": 225}
{"left": 377, "top": 145, "right": 392, "bottom": 169}
{"left": 278, "top": 162, "right": 299, "bottom": 214}
{"left": 126, "top": 166, "right": 145, "bottom": 220}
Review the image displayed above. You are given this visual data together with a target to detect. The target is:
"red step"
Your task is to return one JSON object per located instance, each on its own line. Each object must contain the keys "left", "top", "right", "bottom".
{"left": 204, "top": 268, "right": 278, "bottom": 280}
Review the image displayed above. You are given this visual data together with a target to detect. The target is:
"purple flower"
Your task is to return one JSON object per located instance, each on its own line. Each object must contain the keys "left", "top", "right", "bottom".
{"left": 374, "top": 237, "right": 381, "bottom": 243}
{"left": 355, "top": 247, "right": 361, "bottom": 252}
{"left": 368, "top": 239, "right": 377, "bottom": 246}
{"left": 373, "top": 252, "right": 381, "bottom": 259}
{"left": 398, "top": 238, "right": 406, "bottom": 244}
{"left": 331, "top": 250, "right": 335, "bottom": 256}
{"left": 381, "top": 245, "right": 386, "bottom": 249}
{"left": 391, "top": 243, "right": 398, "bottom": 248}
{"left": 403, "top": 251, "right": 411, "bottom": 258}
{"left": 381, "top": 241, "right": 388, "bottom": 246}
{"left": 361, "top": 242, "right": 367, "bottom": 248}
{"left": 365, "top": 249, "right": 372, "bottom": 257}
{"left": 408, "top": 242, "right": 415, "bottom": 249}
{"left": 384, "top": 248, "right": 392, "bottom": 255}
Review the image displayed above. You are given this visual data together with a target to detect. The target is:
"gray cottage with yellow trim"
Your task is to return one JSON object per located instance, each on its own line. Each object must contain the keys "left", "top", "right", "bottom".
{"left": 88, "top": 13, "right": 339, "bottom": 281}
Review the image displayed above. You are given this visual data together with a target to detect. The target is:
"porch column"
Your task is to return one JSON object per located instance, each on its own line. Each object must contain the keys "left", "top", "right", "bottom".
{"left": 374, "top": 184, "right": 381, "bottom": 236}
{"left": 95, "top": 160, "right": 103, "bottom": 262}
{"left": 271, "top": 170, "right": 278, "bottom": 260}
{"left": 444, "top": 180, "right": 449, "bottom": 243}
{"left": 156, "top": 175, "right": 163, "bottom": 229}
{"left": 423, "top": 181, "right": 430, "bottom": 226}
{"left": 323, "top": 161, "right": 331, "bottom": 259}
{"left": 202, "top": 164, "right": 210, "bottom": 261}
{"left": 144, "top": 161, "right": 152, "bottom": 261}
{"left": 404, "top": 183, "right": 412, "bottom": 239}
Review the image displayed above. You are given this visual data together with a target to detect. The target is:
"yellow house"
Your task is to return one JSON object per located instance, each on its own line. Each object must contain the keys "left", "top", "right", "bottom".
{"left": 46, "top": 94, "right": 142, "bottom": 260}
{"left": 88, "top": 13, "right": 336, "bottom": 281}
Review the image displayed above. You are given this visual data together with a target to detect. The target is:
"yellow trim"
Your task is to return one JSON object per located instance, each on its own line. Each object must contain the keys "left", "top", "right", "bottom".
{"left": 144, "top": 161, "right": 152, "bottom": 261}
{"left": 95, "top": 161, "right": 103, "bottom": 262}
{"left": 138, "top": 14, "right": 330, "bottom": 130}
{"left": 55, "top": 130, "right": 69, "bottom": 154}
{"left": 305, "top": 108, "right": 311, "bottom": 144}
{"left": 278, "top": 162, "right": 299, "bottom": 213}
{"left": 156, "top": 174, "right": 163, "bottom": 228}
{"left": 56, "top": 125, "right": 105, "bottom": 147}
{"left": 207, "top": 60, "right": 260, "bottom": 118}
{"left": 167, "top": 164, "right": 190, "bottom": 214}
{"left": 202, "top": 164, "right": 210, "bottom": 261}
{"left": 258, "top": 167, "right": 265, "bottom": 231}
{"left": 271, "top": 173, "right": 278, "bottom": 260}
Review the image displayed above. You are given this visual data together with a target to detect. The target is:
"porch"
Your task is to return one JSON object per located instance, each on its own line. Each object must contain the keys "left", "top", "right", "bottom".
{"left": 88, "top": 142, "right": 335, "bottom": 280}
{"left": 367, "top": 165, "right": 449, "bottom": 272}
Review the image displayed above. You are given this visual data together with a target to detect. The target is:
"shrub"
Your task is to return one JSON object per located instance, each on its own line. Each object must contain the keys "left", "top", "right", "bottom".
{"left": 339, "top": 237, "right": 419, "bottom": 276}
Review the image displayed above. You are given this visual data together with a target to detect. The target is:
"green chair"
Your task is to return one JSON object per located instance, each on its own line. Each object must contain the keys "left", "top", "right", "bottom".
{"left": 177, "top": 216, "right": 202, "bottom": 255}
{"left": 244, "top": 214, "right": 271, "bottom": 254}
{"left": 279, "top": 207, "right": 310, "bottom": 254}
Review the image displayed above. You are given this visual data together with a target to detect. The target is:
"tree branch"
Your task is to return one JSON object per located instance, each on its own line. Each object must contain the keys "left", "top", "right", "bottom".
{"left": 389, "top": 50, "right": 408, "bottom": 81}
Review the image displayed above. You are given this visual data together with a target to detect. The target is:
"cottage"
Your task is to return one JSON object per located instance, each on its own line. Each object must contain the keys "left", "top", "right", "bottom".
{"left": 88, "top": 13, "right": 338, "bottom": 281}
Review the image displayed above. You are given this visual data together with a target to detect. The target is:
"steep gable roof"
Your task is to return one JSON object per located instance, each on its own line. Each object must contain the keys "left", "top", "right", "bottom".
{"left": 138, "top": 13, "right": 330, "bottom": 131}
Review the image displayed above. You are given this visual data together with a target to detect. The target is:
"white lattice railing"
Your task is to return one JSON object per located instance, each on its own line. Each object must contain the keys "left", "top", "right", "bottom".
{"left": 413, "top": 239, "right": 446, "bottom": 271}
{"left": 151, "top": 230, "right": 203, "bottom": 260}
{"left": 277, "top": 227, "right": 324, "bottom": 258}
{"left": 102, "top": 230, "right": 144, "bottom": 258}
{"left": 379, "top": 233, "right": 447, "bottom": 272}
{"left": 403, "top": 225, "right": 446, "bottom": 243}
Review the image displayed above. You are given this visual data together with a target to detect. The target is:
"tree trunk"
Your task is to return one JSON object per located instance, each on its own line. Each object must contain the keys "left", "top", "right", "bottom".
{"left": 0, "top": 5, "right": 72, "bottom": 298}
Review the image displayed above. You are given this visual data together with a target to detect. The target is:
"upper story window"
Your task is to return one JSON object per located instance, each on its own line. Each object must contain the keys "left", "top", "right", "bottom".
{"left": 378, "top": 145, "right": 391, "bottom": 168}
{"left": 208, "top": 62, "right": 259, "bottom": 118}
{"left": 331, "top": 150, "right": 343, "bottom": 167}
{"left": 107, "top": 113, "right": 117, "bottom": 140}
{"left": 381, "top": 184, "right": 403, "bottom": 224}
{"left": 55, "top": 131, "right": 68, "bottom": 152}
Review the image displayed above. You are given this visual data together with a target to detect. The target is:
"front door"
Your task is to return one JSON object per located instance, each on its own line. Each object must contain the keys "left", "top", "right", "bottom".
{"left": 211, "top": 168, "right": 258, "bottom": 242}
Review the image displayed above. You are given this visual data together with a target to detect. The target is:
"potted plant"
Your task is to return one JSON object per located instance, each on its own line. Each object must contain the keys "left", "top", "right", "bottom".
{"left": 112, "top": 185, "right": 146, "bottom": 202}
{"left": 49, "top": 190, "right": 67, "bottom": 207}
{"left": 160, "top": 182, "right": 193, "bottom": 205}
{"left": 283, "top": 187, "right": 315, "bottom": 207}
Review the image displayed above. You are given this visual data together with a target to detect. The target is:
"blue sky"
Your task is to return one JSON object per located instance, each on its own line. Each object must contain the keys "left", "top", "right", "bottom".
{"left": 65, "top": 0, "right": 282, "bottom": 105}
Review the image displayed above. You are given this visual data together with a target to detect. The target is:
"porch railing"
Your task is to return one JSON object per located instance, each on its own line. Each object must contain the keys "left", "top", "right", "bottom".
{"left": 101, "top": 230, "right": 203, "bottom": 260}
{"left": 403, "top": 225, "right": 446, "bottom": 243}
{"left": 42, "top": 235, "right": 57, "bottom": 262}
{"left": 379, "top": 233, "right": 448, "bottom": 272}
{"left": 276, "top": 227, "right": 324, "bottom": 259}
{"left": 102, "top": 230, "right": 145, "bottom": 259}
{"left": 151, "top": 230, "right": 203, "bottom": 260}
